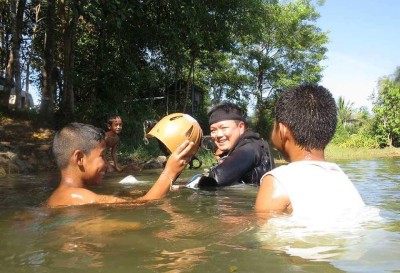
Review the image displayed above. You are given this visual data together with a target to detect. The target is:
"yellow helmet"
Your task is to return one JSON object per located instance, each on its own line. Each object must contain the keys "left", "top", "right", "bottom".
{"left": 146, "top": 113, "right": 203, "bottom": 155}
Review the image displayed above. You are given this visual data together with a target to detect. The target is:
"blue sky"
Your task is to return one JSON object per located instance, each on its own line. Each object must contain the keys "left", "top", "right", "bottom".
{"left": 316, "top": 0, "right": 400, "bottom": 110}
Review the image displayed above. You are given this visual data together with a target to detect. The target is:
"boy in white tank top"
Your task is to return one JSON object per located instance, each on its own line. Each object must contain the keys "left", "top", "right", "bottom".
{"left": 255, "top": 84, "right": 365, "bottom": 217}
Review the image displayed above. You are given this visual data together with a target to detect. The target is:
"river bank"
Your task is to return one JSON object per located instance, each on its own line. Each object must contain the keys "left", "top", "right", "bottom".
{"left": 326, "top": 144, "right": 400, "bottom": 160}
{"left": 271, "top": 145, "right": 400, "bottom": 164}
{"left": 1, "top": 116, "right": 399, "bottom": 176}
{"left": 0, "top": 116, "right": 56, "bottom": 176}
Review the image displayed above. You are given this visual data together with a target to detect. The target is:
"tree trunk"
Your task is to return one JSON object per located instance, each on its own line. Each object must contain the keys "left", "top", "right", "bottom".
{"left": 12, "top": 0, "right": 26, "bottom": 110}
{"left": 2, "top": 52, "right": 14, "bottom": 109}
{"left": 387, "top": 133, "right": 393, "bottom": 147}
{"left": 0, "top": 21, "right": 5, "bottom": 72}
{"left": 183, "top": 51, "right": 196, "bottom": 113}
{"left": 24, "top": 60, "right": 30, "bottom": 108}
{"left": 59, "top": 0, "right": 79, "bottom": 121}
{"left": 255, "top": 66, "right": 264, "bottom": 119}
{"left": 24, "top": 3, "right": 41, "bottom": 109}
{"left": 1, "top": 0, "right": 16, "bottom": 109}
{"left": 257, "top": 67, "right": 263, "bottom": 99}
{"left": 40, "top": 0, "right": 56, "bottom": 123}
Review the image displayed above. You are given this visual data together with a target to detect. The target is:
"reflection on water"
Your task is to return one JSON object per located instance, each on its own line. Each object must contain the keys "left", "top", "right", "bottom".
{"left": 146, "top": 246, "right": 208, "bottom": 272}
{"left": 0, "top": 158, "right": 399, "bottom": 273}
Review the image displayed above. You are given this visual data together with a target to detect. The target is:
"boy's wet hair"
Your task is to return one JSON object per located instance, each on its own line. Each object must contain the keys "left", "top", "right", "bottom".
{"left": 275, "top": 84, "right": 338, "bottom": 150}
{"left": 52, "top": 122, "right": 105, "bottom": 169}
{"left": 107, "top": 115, "right": 121, "bottom": 126}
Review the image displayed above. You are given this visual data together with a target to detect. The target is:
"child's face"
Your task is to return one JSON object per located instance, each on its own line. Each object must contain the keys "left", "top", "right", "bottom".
{"left": 108, "top": 117, "right": 123, "bottom": 134}
{"left": 82, "top": 141, "right": 107, "bottom": 186}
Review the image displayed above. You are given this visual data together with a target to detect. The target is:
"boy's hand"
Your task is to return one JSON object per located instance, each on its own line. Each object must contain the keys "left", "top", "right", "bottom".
{"left": 164, "top": 140, "right": 195, "bottom": 176}
{"left": 138, "top": 140, "right": 195, "bottom": 201}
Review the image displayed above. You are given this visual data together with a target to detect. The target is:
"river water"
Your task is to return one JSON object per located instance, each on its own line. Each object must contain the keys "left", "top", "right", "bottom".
{"left": 0, "top": 157, "right": 399, "bottom": 273}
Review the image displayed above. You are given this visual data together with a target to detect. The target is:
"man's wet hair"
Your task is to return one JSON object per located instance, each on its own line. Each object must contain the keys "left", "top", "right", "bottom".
{"left": 275, "top": 84, "right": 338, "bottom": 150}
{"left": 52, "top": 122, "right": 105, "bottom": 169}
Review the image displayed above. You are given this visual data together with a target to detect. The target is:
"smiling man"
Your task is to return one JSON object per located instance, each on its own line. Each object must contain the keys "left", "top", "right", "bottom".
{"left": 194, "top": 102, "right": 275, "bottom": 188}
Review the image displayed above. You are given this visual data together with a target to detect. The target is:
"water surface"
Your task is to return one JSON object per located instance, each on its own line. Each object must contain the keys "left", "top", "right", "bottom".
{"left": 0, "top": 157, "right": 399, "bottom": 272}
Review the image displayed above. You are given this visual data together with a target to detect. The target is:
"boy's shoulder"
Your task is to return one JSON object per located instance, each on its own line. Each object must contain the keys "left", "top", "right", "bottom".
{"left": 47, "top": 186, "right": 98, "bottom": 207}
{"left": 105, "top": 130, "right": 116, "bottom": 137}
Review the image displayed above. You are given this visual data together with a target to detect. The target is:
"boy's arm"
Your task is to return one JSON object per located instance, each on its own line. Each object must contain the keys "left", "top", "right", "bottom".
{"left": 48, "top": 141, "right": 193, "bottom": 207}
{"left": 139, "top": 140, "right": 194, "bottom": 201}
{"left": 95, "top": 193, "right": 128, "bottom": 204}
{"left": 255, "top": 174, "right": 291, "bottom": 213}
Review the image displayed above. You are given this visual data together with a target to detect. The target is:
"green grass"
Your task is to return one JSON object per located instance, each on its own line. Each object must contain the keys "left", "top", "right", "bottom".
{"left": 195, "top": 149, "right": 218, "bottom": 168}
{"left": 325, "top": 145, "right": 400, "bottom": 160}
{"left": 266, "top": 145, "right": 400, "bottom": 165}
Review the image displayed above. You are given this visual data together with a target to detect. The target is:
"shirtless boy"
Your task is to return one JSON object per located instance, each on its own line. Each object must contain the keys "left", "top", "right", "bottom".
{"left": 105, "top": 115, "right": 123, "bottom": 172}
{"left": 47, "top": 122, "right": 198, "bottom": 207}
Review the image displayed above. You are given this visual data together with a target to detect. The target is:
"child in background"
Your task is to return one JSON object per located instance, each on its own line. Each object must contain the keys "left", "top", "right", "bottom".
{"left": 255, "top": 84, "right": 365, "bottom": 217}
{"left": 47, "top": 122, "right": 199, "bottom": 207}
{"left": 105, "top": 115, "right": 123, "bottom": 172}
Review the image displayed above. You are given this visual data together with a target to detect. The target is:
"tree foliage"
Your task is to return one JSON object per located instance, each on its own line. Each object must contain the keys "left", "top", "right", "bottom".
{"left": 237, "top": 0, "right": 328, "bottom": 136}
{"left": 337, "top": 96, "right": 356, "bottom": 126}
{"left": 372, "top": 76, "right": 400, "bottom": 147}
{"left": 331, "top": 99, "right": 378, "bottom": 149}
{"left": 0, "top": 0, "right": 329, "bottom": 147}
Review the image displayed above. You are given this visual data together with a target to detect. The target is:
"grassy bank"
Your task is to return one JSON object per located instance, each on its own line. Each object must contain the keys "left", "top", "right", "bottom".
{"left": 325, "top": 145, "right": 400, "bottom": 161}
{"left": 185, "top": 145, "right": 400, "bottom": 169}
{"left": 261, "top": 145, "right": 400, "bottom": 165}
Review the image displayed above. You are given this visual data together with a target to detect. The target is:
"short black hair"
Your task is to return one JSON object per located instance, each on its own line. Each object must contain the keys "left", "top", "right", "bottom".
{"left": 107, "top": 115, "right": 121, "bottom": 126}
{"left": 52, "top": 122, "right": 105, "bottom": 169}
{"left": 275, "top": 84, "right": 337, "bottom": 150}
{"left": 208, "top": 101, "right": 247, "bottom": 125}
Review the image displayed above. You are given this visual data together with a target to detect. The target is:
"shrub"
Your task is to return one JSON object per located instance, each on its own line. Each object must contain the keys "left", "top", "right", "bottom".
{"left": 331, "top": 124, "right": 350, "bottom": 145}
{"left": 339, "top": 133, "right": 380, "bottom": 149}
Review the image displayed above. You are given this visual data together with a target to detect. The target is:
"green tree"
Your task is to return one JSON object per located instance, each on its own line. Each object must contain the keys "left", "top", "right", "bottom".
{"left": 332, "top": 105, "right": 378, "bottom": 149}
{"left": 337, "top": 96, "right": 355, "bottom": 126}
{"left": 238, "top": 0, "right": 328, "bottom": 137}
{"left": 372, "top": 76, "right": 400, "bottom": 147}
{"left": 40, "top": 0, "right": 57, "bottom": 123}
{"left": 0, "top": 0, "right": 331, "bottom": 147}
{"left": 0, "top": 0, "right": 26, "bottom": 110}
{"left": 393, "top": 66, "right": 400, "bottom": 84}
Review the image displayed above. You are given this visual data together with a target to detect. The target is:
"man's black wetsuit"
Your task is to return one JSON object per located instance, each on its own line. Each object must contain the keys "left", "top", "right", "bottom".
{"left": 197, "top": 130, "right": 275, "bottom": 188}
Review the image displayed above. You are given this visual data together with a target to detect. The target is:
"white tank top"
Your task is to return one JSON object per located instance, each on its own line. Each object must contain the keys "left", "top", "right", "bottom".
{"left": 262, "top": 161, "right": 365, "bottom": 217}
